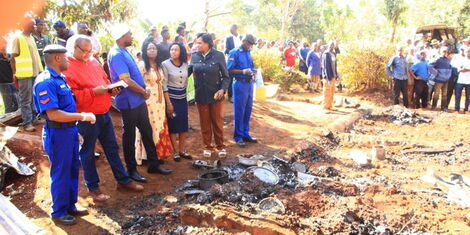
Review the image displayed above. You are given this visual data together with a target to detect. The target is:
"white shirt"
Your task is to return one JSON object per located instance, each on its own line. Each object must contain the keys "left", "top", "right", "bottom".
{"left": 456, "top": 56, "right": 470, "bottom": 84}
{"left": 232, "top": 34, "right": 242, "bottom": 48}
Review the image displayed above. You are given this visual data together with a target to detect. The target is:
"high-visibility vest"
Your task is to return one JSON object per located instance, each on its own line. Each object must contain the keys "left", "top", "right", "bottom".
{"left": 15, "top": 35, "right": 43, "bottom": 78}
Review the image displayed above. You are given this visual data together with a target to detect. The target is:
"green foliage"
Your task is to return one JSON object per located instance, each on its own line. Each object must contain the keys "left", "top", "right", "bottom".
{"left": 251, "top": 48, "right": 283, "bottom": 81}
{"left": 252, "top": 48, "right": 307, "bottom": 91}
{"left": 338, "top": 42, "right": 394, "bottom": 92}
{"left": 289, "top": 0, "right": 324, "bottom": 42}
{"left": 44, "top": 0, "right": 137, "bottom": 31}
{"left": 272, "top": 69, "right": 308, "bottom": 91}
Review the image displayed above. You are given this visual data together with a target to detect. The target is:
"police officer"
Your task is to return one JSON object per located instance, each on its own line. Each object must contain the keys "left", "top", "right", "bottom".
{"left": 227, "top": 34, "right": 258, "bottom": 147}
{"left": 33, "top": 44, "right": 96, "bottom": 225}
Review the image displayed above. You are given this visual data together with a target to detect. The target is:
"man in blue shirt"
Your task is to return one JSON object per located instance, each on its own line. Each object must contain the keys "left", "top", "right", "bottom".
{"left": 430, "top": 47, "right": 452, "bottom": 111}
{"left": 410, "top": 51, "right": 429, "bottom": 108}
{"left": 227, "top": 34, "right": 258, "bottom": 147}
{"left": 108, "top": 25, "right": 171, "bottom": 182}
{"left": 298, "top": 42, "right": 310, "bottom": 74}
{"left": 33, "top": 45, "right": 96, "bottom": 225}
{"left": 386, "top": 47, "right": 409, "bottom": 107}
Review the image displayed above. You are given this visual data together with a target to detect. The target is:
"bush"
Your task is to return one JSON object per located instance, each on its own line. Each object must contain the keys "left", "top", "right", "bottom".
{"left": 338, "top": 42, "right": 395, "bottom": 92}
{"left": 252, "top": 48, "right": 283, "bottom": 81}
{"left": 273, "top": 69, "right": 308, "bottom": 91}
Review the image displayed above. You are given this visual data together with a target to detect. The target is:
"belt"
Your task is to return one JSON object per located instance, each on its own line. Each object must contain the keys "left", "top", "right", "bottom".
{"left": 46, "top": 121, "right": 77, "bottom": 128}
{"left": 235, "top": 78, "right": 253, "bottom": 83}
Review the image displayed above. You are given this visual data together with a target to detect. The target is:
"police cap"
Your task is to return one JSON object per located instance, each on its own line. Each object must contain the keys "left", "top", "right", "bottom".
{"left": 43, "top": 44, "right": 67, "bottom": 54}
{"left": 243, "top": 34, "right": 257, "bottom": 45}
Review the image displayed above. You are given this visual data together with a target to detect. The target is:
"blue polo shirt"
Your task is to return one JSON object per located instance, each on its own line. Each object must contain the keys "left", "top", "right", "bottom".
{"left": 33, "top": 67, "right": 76, "bottom": 115}
{"left": 410, "top": 60, "right": 429, "bottom": 81}
{"left": 386, "top": 56, "right": 408, "bottom": 80}
{"left": 108, "top": 46, "right": 146, "bottom": 110}
{"left": 227, "top": 46, "right": 255, "bottom": 80}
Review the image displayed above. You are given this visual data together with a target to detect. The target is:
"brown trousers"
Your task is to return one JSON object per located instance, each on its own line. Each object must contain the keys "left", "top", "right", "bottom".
{"left": 197, "top": 101, "right": 225, "bottom": 150}
{"left": 407, "top": 75, "right": 414, "bottom": 107}
{"left": 323, "top": 79, "right": 336, "bottom": 109}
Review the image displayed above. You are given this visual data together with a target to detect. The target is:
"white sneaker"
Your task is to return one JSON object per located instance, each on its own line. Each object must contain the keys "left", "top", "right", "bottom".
{"left": 203, "top": 150, "right": 212, "bottom": 158}
{"left": 218, "top": 149, "right": 227, "bottom": 158}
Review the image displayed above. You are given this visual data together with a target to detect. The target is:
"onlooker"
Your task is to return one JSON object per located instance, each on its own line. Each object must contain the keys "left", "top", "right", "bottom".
{"left": 136, "top": 52, "right": 142, "bottom": 62}
{"left": 33, "top": 44, "right": 96, "bottom": 225}
{"left": 284, "top": 41, "right": 297, "bottom": 68}
{"left": 454, "top": 47, "right": 470, "bottom": 113}
{"left": 298, "top": 42, "right": 309, "bottom": 74}
{"left": 406, "top": 47, "right": 416, "bottom": 107}
{"left": 409, "top": 51, "right": 429, "bottom": 108}
{"left": 430, "top": 47, "right": 452, "bottom": 111}
{"left": 225, "top": 24, "right": 242, "bottom": 102}
{"left": 108, "top": 25, "right": 172, "bottom": 183}
{"left": 11, "top": 17, "right": 44, "bottom": 131}
{"left": 175, "top": 25, "right": 186, "bottom": 43}
{"left": 306, "top": 44, "right": 322, "bottom": 92}
{"left": 227, "top": 34, "right": 258, "bottom": 148}
{"left": 225, "top": 24, "right": 242, "bottom": 55}
{"left": 63, "top": 36, "right": 144, "bottom": 202}
{"left": 53, "top": 20, "right": 74, "bottom": 47}
{"left": 0, "top": 37, "right": 18, "bottom": 113}
{"left": 157, "top": 29, "right": 171, "bottom": 62}
{"left": 386, "top": 46, "right": 409, "bottom": 107}
{"left": 162, "top": 43, "right": 192, "bottom": 161}
{"left": 32, "top": 18, "right": 51, "bottom": 67}
{"left": 321, "top": 41, "right": 339, "bottom": 110}
{"left": 190, "top": 33, "right": 230, "bottom": 157}
{"left": 135, "top": 40, "right": 173, "bottom": 164}
{"left": 101, "top": 52, "right": 110, "bottom": 80}
{"left": 65, "top": 22, "right": 101, "bottom": 55}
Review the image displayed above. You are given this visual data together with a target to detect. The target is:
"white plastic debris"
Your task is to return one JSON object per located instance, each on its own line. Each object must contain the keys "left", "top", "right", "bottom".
{"left": 348, "top": 149, "right": 371, "bottom": 166}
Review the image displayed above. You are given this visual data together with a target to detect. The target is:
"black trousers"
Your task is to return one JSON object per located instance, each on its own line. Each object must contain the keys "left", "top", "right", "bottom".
{"left": 120, "top": 103, "right": 160, "bottom": 172}
{"left": 413, "top": 80, "right": 428, "bottom": 108}
{"left": 227, "top": 77, "right": 234, "bottom": 99}
{"left": 393, "top": 79, "right": 408, "bottom": 107}
{"left": 446, "top": 77, "right": 456, "bottom": 109}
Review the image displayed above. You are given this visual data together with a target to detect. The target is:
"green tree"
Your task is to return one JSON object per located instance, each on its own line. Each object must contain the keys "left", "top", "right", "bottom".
{"left": 382, "top": 0, "right": 407, "bottom": 43}
{"left": 289, "top": 0, "right": 324, "bottom": 43}
{"left": 43, "top": 0, "right": 137, "bottom": 32}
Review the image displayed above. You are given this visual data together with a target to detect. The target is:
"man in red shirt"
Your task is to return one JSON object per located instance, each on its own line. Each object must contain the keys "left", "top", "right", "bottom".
{"left": 63, "top": 36, "right": 143, "bottom": 202}
{"left": 284, "top": 41, "right": 297, "bottom": 68}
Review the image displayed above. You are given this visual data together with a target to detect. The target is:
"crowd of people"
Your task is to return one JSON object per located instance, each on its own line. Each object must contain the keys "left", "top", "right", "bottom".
{"left": 0, "top": 17, "right": 265, "bottom": 225}
{"left": 2, "top": 15, "right": 468, "bottom": 226}
{"left": 387, "top": 36, "right": 470, "bottom": 112}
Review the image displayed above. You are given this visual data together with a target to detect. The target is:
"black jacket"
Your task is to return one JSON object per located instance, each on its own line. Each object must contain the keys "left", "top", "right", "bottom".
{"left": 0, "top": 55, "right": 13, "bottom": 84}
{"left": 189, "top": 49, "right": 230, "bottom": 104}
{"left": 225, "top": 35, "right": 242, "bottom": 55}
{"left": 321, "top": 51, "right": 338, "bottom": 81}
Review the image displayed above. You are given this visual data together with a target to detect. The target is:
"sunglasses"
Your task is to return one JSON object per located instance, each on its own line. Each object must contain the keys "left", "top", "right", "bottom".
{"left": 76, "top": 45, "right": 93, "bottom": 54}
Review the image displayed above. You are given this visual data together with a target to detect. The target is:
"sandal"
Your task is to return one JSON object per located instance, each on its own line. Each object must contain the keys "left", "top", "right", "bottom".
{"left": 218, "top": 149, "right": 227, "bottom": 158}
{"left": 173, "top": 154, "right": 181, "bottom": 162}
{"left": 89, "top": 191, "right": 110, "bottom": 202}
{"left": 180, "top": 152, "right": 193, "bottom": 160}
{"left": 203, "top": 149, "right": 212, "bottom": 158}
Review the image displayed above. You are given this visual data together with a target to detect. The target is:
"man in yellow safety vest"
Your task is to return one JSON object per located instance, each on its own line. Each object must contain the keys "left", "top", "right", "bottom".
{"left": 11, "top": 17, "right": 43, "bottom": 132}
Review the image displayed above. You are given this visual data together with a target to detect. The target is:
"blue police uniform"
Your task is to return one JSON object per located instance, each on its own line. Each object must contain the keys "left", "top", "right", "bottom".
{"left": 33, "top": 67, "right": 80, "bottom": 218}
{"left": 227, "top": 46, "right": 255, "bottom": 142}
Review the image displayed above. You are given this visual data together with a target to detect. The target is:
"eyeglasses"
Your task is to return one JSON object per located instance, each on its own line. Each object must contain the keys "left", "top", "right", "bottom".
{"left": 76, "top": 45, "right": 93, "bottom": 54}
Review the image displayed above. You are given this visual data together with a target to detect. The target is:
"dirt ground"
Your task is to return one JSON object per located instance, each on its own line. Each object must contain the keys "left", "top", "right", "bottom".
{"left": 2, "top": 90, "right": 470, "bottom": 234}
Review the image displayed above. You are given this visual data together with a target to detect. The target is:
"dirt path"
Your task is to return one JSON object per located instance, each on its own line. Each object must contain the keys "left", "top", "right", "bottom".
{"left": 2, "top": 91, "right": 470, "bottom": 234}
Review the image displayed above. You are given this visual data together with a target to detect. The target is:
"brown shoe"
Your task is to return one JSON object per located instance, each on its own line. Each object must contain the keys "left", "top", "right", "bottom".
{"left": 117, "top": 181, "right": 144, "bottom": 192}
{"left": 24, "top": 124, "right": 36, "bottom": 132}
{"left": 89, "top": 190, "right": 110, "bottom": 202}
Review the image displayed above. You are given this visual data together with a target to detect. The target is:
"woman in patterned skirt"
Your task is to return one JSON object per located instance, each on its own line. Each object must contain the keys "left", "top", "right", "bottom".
{"left": 135, "top": 40, "right": 173, "bottom": 164}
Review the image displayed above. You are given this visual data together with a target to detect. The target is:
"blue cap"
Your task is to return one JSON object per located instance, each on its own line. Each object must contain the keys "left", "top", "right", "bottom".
{"left": 53, "top": 20, "right": 66, "bottom": 28}
{"left": 35, "top": 18, "right": 45, "bottom": 25}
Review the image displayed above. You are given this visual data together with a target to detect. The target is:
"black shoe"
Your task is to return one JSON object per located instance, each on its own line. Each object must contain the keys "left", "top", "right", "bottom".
{"left": 148, "top": 165, "right": 172, "bottom": 175}
{"left": 180, "top": 152, "right": 193, "bottom": 160}
{"left": 236, "top": 139, "right": 246, "bottom": 148}
{"left": 129, "top": 171, "right": 147, "bottom": 182}
{"left": 68, "top": 207, "right": 89, "bottom": 216}
{"left": 243, "top": 137, "right": 258, "bottom": 143}
{"left": 52, "top": 214, "right": 76, "bottom": 225}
